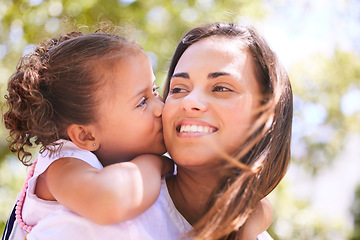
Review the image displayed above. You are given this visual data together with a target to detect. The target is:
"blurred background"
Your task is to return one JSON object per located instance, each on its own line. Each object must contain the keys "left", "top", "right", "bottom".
{"left": 0, "top": 0, "right": 359, "bottom": 239}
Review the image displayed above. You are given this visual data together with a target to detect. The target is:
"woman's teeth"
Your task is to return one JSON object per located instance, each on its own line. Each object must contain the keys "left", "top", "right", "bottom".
{"left": 179, "top": 125, "right": 215, "bottom": 133}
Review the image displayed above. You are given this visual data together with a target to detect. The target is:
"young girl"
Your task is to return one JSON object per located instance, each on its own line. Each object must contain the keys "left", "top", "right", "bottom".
{"left": 1, "top": 31, "right": 171, "bottom": 240}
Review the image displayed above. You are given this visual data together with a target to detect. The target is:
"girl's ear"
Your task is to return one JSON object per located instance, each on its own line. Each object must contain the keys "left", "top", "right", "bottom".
{"left": 67, "top": 124, "right": 99, "bottom": 151}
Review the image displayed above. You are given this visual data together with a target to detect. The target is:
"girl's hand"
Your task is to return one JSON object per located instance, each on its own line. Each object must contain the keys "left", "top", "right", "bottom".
{"left": 241, "top": 197, "right": 273, "bottom": 240}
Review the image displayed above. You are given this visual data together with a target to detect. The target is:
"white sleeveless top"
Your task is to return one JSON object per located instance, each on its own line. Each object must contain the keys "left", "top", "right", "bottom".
{"left": 27, "top": 178, "right": 273, "bottom": 240}
{"left": 3, "top": 140, "right": 102, "bottom": 240}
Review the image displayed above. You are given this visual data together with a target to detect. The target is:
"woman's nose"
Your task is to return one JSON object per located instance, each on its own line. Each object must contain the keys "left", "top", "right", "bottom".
{"left": 181, "top": 89, "right": 207, "bottom": 112}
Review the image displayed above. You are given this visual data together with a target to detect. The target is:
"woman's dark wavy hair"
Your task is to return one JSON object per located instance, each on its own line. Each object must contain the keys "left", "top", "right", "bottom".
{"left": 163, "top": 23, "right": 293, "bottom": 239}
{"left": 2, "top": 31, "right": 141, "bottom": 165}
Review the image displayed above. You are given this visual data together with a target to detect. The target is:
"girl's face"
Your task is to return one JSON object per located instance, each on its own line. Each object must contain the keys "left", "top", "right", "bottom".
{"left": 163, "top": 36, "right": 261, "bottom": 168}
{"left": 94, "top": 52, "right": 165, "bottom": 165}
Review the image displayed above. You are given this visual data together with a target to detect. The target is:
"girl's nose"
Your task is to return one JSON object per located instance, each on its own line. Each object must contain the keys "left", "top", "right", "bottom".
{"left": 181, "top": 90, "right": 207, "bottom": 113}
{"left": 153, "top": 97, "right": 164, "bottom": 118}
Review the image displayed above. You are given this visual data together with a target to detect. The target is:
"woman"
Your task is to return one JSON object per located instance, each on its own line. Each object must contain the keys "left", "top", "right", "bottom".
{"left": 162, "top": 22, "right": 292, "bottom": 239}
{"left": 27, "top": 22, "right": 292, "bottom": 240}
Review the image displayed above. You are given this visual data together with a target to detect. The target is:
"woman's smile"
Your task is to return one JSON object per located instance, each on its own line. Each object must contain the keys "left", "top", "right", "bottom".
{"left": 176, "top": 119, "right": 218, "bottom": 137}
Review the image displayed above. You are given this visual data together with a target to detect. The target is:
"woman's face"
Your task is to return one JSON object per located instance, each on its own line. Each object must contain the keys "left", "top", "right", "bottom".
{"left": 163, "top": 36, "right": 261, "bottom": 168}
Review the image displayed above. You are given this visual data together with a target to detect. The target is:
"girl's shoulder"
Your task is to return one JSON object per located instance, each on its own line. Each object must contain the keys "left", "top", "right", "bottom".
{"left": 36, "top": 140, "right": 103, "bottom": 174}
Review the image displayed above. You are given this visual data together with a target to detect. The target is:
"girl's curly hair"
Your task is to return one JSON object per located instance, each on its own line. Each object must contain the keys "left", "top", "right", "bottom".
{"left": 2, "top": 31, "right": 141, "bottom": 165}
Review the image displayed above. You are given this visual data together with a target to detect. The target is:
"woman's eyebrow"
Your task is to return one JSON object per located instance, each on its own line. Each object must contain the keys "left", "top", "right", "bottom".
{"left": 208, "top": 72, "right": 230, "bottom": 79}
{"left": 171, "top": 71, "right": 232, "bottom": 80}
{"left": 171, "top": 72, "right": 189, "bottom": 79}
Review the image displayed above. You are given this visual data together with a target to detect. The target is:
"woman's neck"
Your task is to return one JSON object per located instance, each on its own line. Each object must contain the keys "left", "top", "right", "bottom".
{"left": 166, "top": 165, "right": 221, "bottom": 225}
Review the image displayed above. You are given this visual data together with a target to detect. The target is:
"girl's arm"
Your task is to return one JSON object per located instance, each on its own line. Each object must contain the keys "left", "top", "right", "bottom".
{"left": 240, "top": 197, "right": 273, "bottom": 240}
{"left": 37, "top": 154, "right": 172, "bottom": 225}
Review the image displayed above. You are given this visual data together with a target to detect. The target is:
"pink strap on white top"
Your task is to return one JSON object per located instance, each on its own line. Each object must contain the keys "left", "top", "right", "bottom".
{"left": 15, "top": 159, "right": 38, "bottom": 232}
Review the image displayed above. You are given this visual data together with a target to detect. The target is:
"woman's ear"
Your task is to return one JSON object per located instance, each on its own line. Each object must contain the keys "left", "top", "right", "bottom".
{"left": 67, "top": 124, "right": 99, "bottom": 151}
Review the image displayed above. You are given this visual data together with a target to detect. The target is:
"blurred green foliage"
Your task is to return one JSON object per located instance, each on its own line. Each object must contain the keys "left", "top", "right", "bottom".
{"left": 0, "top": 0, "right": 359, "bottom": 239}
{"left": 351, "top": 184, "right": 360, "bottom": 240}
{"left": 289, "top": 50, "right": 360, "bottom": 174}
{"left": 0, "top": 0, "right": 265, "bottom": 92}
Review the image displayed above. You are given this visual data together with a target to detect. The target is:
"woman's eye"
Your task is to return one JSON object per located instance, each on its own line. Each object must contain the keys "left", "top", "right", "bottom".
{"left": 170, "top": 87, "right": 186, "bottom": 94}
{"left": 137, "top": 97, "right": 149, "bottom": 108}
{"left": 213, "top": 86, "right": 232, "bottom": 92}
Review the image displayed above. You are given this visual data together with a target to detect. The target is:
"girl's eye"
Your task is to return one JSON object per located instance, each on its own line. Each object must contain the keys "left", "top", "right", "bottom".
{"left": 153, "top": 86, "right": 160, "bottom": 96}
{"left": 213, "top": 86, "right": 232, "bottom": 92}
{"left": 137, "top": 97, "right": 149, "bottom": 108}
{"left": 153, "top": 85, "right": 159, "bottom": 93}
